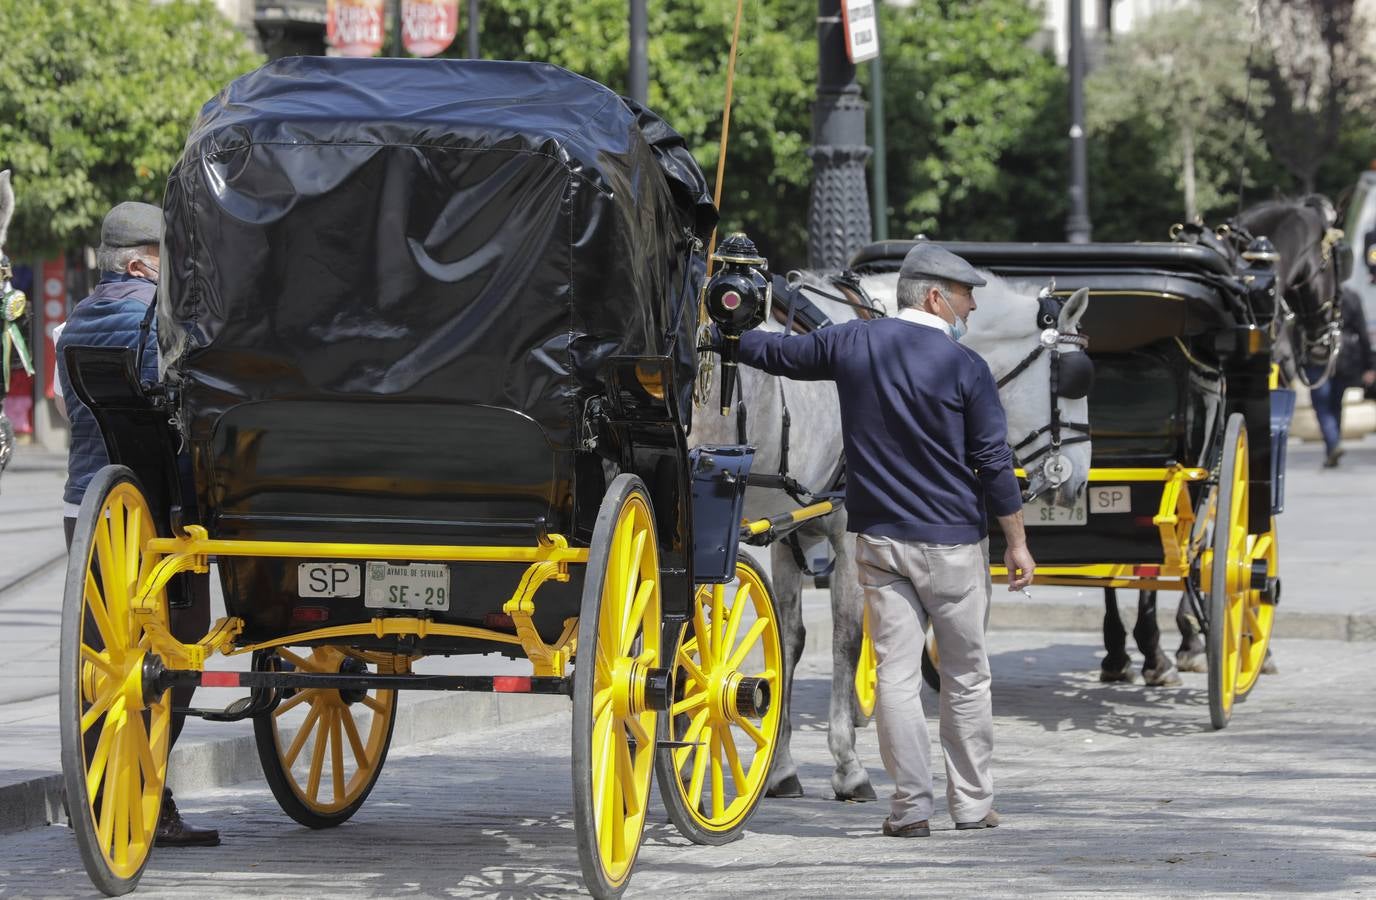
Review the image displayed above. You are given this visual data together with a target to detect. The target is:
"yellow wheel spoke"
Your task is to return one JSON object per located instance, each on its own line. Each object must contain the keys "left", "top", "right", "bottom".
{"left": 594, "top": 642, "right": 612, "bottom": 685}
{"left": 84, "top": 575, "right": 121, "bottom": 652}
{"left": 625, "top": 712, "right": 652, "bottom": 748}
{"left": 710, "top": 730, "right": 726, "bottom": 819}
{"left": 614, "top": 725, "right": 639, "bottom": 818}
{"left": 720, "top": 582, "right": 751, "bottom": 664}
{"left": 676, "top": 643, "right": 707, "bottom": 687}
{"left": 591, "top": 705, "right": 615, "bottom": 823}
{"left": 282, "top": 702, "right": 323, "bottom": 767}
{"left": 692, "top": 601, "right": 714, "bottom": 669}
{"left": 671, "top": 690, "right": 707, "bottom": 717}
{"left": 361, "top": 694, "right": 386, "bottom": 714}
{"left": 620, "top": 580, "right": 653, "bottom": 657}
{"left": 86, "top": 713, "right": 119, "bottom": 799}
{"left": 620, "top": 528, "right": 648, "bottom": 635}
{"left": 593, "top": 687, "right": 612, "bottom": 722}
{"left": 305, "top": 705, "right": 332, "bottom": 801}
{"left": 97, "top": 723, "right": 122, "bottom": 855}
{"left": 330, "top": 708, "right": 346, "bottom": 804}
{"left": 721, "top": 726, "right": 748, "bottom": 794}
{"left": 726, "top": 618, "right": 769, "bottom": 672}
{"left": 128, "top": 711, "right": 159, "bottom": 788}
{"left": 277, "top": 648, "right": 322, "bottom": 673}
{"left": 124, "top": 504, "right": 143, "bottom": 593}
{"left": 274, "top": 688, "right": 316, "bottom": 717}
{"left": 673, "top": 708, "right": 710, "bottom": 771}
{"left": 80, "top": 644, "right": 118, "bottom": 679}
{"left": 737, "top": 715, "right": 768, "bottom": 747}
{"left": 710, "top": 585, "right": 724, "bottom": 667}
{"left": 595, "top": 717, "right": 618, "bottom": 865}
{"left": 81, "top": 689, "right": 116, "bottom": 735}
{"left": 125, "top": 729, "right": 146, "bottom": 855}
{"left": 339, "top": 703, "right": 369, "bottom": 768}
{"left": 688, "top": 724, "right": 712, "bottom": 808}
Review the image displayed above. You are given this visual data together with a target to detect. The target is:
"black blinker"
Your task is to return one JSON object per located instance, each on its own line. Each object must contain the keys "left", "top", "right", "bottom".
{"left": 1056, "top": 350, "right": 1094, "bottom": 399}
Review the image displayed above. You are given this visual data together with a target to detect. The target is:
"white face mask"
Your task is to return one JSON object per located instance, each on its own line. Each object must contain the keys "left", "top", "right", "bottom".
{"left": 937, "top": 291, "right": 968, "bottom": 340}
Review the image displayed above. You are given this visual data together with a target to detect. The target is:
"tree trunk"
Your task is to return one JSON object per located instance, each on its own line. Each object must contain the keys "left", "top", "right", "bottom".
{"left": 1182, "top": 122, "right": 1197, "bottom": 221}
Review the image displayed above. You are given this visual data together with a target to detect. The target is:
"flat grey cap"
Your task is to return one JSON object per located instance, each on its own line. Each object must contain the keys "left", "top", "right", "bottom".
{"left": 899, "top": 242, "right": 987, "bottom": 287}
{"left": 99, "top": 201, "right": 162, "bottom": 250}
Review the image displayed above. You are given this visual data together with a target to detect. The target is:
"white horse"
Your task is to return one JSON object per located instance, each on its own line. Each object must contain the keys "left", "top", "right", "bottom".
{"left": 690, "top": 267, "right": 1091, "bottom": 800}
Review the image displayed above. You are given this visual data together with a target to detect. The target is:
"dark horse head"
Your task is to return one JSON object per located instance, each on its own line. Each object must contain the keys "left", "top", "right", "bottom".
{"left": 1235, "top": 196, "right": 1344, "bottom": 386}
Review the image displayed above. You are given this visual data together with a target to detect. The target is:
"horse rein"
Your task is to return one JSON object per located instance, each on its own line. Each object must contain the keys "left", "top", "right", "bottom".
{"left": 997, "top": 325, "right": 1092, "bottom": 501}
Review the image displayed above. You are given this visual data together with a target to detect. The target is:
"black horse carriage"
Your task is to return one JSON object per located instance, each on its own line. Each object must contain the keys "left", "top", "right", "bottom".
{"left": 60, "top": 57, "right": 787, "bottom": 897}
{"left": 854, "top": 236, "right": 1295, "bottom": 730}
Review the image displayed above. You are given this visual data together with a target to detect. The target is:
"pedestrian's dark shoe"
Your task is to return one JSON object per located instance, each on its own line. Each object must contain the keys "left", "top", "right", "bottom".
{"left": 1323, "top": 447, "right": 1344, "bottom": 469}
{"left": 1142, "top": 661, "right": 1183, "bottom": 687}
{"left": 156, "top": 789, "right": 220, "bottom": 848}
{"left": 955, "top": 810, "right": 1000, "bottom": 830}
{"left": 882, "top": 817, "right": 931, "bottom": 838}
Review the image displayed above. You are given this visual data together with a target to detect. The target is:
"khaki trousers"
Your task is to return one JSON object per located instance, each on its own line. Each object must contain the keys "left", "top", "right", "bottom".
{"left": 856, "top": 534, "right": 994, "bottom": 828}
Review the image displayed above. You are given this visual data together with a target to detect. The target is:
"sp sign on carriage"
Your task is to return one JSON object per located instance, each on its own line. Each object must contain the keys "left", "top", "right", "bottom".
{"left": 402, "top": 0, "right": 458, "bottom": 57}
{"left": 842, "top": 0, "right": 880, "bottom": 63}
{"left": 327, "top": 0, "right": 385, "bottom": 57}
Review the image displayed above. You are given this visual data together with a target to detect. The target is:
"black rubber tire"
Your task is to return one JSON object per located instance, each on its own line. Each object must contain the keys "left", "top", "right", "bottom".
{"left": 1207, "top": 413, "right": 1247, "bottom": 730}
{"left": 655, "top": 550, "right": 782, "bottom": 845}
{"left": 60, "top": 465, "right": 165, "bottom": 896}
{"left": 253, "top": 650, "right": 397, "bottom": 829}
{"left": 572, "top": 474, "right": 661, "bottom": 899}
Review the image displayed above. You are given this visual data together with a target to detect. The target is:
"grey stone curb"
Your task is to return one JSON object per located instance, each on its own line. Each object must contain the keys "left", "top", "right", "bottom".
{"left": 0, "top": 690, "right": 567, "bottom": 836}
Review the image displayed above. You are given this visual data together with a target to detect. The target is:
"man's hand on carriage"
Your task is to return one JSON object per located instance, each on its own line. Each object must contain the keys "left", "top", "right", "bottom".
{"left": 1004, "top": 543, "right": 1036, "bottom": 593}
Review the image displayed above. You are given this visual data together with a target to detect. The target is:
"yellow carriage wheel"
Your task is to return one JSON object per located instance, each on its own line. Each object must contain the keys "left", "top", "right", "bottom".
{"left": 1234, "top": 519, "right": 1278, "bottom": 699}
{"left": 854, "top": 606, "right": 878, "bottom": 718}
{"left": 59, "top": 466, "right": 171, "bottom": 896}
{"left": 656, "top": 551, "right": 782, "bottom": 845}
{"left": 572, "top": 474, "right": 662, "bottom": 899}
{"left": 253, "top": 646, "right": 397, "bottom": 828}
{"left": 1206, "top": 413, "right": 1250, "bottom": 730}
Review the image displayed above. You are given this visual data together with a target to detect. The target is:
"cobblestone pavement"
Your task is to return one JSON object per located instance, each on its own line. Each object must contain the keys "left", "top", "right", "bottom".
{"left": 2, "top": 631, "right": 1373, "bottom": 899}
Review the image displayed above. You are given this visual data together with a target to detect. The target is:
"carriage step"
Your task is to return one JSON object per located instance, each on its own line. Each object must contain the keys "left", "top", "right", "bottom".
{"left": 175, "top": 696, "right": 259, "bottom": 722}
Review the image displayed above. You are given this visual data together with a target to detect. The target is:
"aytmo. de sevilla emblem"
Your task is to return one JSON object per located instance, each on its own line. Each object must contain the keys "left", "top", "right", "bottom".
{"left": 402, "top": 0, "right": 458, "bottom": 57}
{"left": 327, "top": 0, "right": 385, "bottom": 57}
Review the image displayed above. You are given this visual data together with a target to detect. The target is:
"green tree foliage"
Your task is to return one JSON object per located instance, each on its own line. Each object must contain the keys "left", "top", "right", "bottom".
{"left": 0, "top": 0, "right": 262, "bottom": 255}
{"left": 476, "top": 0, "right": 1060, "bottom": 265}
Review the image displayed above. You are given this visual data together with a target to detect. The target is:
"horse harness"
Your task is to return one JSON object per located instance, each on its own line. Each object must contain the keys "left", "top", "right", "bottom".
{"left": 996, "top": 290, "right": 1093, "bottom": 499}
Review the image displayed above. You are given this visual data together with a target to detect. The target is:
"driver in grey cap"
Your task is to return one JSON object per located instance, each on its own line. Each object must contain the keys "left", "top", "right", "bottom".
{"left": 56, "top": 201, "right": 221, "bottom": 848}
{"left": 734, "top": 240, "right": 1034, "bottom": 838}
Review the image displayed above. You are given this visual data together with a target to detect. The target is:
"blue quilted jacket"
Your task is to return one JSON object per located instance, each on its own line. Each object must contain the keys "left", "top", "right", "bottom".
{"left": 57, "top": 274, "right": 160, "bottom": 507}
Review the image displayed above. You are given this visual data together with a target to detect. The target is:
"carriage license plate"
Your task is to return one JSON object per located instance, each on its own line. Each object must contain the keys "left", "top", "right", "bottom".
{"left": 364, "top": 562, "right": 451, "bottom": 611}
{"left": 1024, "top": 492, "right": 1087, "bottom": 526}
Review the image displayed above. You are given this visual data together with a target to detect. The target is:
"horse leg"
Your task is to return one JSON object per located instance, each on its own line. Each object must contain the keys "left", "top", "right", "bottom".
{"left": 765, "top": 539, "right": 807, "bottom": 799}
{"left": 1100, "top": 588, "right": 1134, "bottom": 682}
{"left": 1175, "top": 593, "right": 1207, "bottom": 672}
{"left": 1134, "top": 590, "right": 1182, "bottom": 686}
{"left": 826, "top": 528, "right": 875, "bottom": 801}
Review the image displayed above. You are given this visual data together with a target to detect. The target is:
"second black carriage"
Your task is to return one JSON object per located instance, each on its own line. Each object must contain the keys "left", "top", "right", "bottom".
{"left": 854, "top": 237, "right": 1292, "bottom": 729}
{"left": 60, "top": 57, "right": 785, "bottom": 898}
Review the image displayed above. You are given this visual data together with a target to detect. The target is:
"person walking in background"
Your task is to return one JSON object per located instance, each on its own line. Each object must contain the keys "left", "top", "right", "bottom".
{"left": 729, "top": 243, "right": 1035, "bottom": 837}
{"left": 1308, "top": 285, "right": 1375, "bottom": 469}
{"left": 56, "top": 201, "right": 220, "bottom": 847}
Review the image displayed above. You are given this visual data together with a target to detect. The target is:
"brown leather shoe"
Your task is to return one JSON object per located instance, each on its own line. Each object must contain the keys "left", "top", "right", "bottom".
{"left": 955, "top": 809, "right": 1000, "bottom": 830}
{"left": 155, "top": 789, "right": 220, "bottom": 848}
{"left": 882, "top": 817, "right": 930, "bottom": 838}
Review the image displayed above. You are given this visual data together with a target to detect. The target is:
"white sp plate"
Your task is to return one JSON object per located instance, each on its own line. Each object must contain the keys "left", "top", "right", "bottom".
{"left": 1089, "top": 485, "right": 1132, "bottom": 514}
{"left": 298, "top": 562, "right": 361, "bottom": 598}
{"left": 1024, "top": 490, "right": 1087, "bottom": 526}
{"left": 364, "top": 562, "right": 451, "bottom": 611}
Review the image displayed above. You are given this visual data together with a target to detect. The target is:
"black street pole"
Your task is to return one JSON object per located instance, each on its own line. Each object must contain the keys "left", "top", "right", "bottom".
{"left": 1065, "top": 0, "right": 1092, "bottom": 243}
{"left": 629, "top": 0, "right": 648, "bottom": 105}
{"left": 389, "top": 0, "right": 403, "bottom": 57}
{"left": 808, "top": 0, "right": 872, "bottom": 270}
{"left": 467, "top": 0, "right": 479, "bottom": 58}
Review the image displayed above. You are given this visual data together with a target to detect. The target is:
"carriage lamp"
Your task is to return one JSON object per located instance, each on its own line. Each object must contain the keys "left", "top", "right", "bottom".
{"left": 705, "top": 233, "right": 771, "bottom": 415}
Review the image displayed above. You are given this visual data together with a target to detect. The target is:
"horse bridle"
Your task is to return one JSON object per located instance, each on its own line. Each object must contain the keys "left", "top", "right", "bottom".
{"left": 996, "top": 298, "right": 1091, "bottom": 500}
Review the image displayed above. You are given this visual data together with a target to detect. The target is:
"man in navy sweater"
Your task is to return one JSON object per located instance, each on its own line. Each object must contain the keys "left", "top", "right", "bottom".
{"left": 735, "top": 242, "right": 1034, "bottom": 837}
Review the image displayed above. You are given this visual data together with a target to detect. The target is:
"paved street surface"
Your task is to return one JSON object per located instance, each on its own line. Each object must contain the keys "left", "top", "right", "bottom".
{"left": 1, "top": 631, "right": 1374, "bottom": 898}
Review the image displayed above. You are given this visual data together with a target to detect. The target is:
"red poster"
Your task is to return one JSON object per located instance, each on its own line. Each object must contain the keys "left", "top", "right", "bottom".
{"left": 327, "top": 0, "right": 386, "bottom": 58}
{"left": 41, "top": 256, "right": 64, "bottom": 400}
{"left": 402, "top": 0, "right": 458, "bottom": 58}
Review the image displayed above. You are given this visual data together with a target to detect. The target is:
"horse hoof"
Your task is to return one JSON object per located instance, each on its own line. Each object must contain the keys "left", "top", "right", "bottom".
{"left": 1099, "top": 665, "right": 1136, "bottom": 684}
{"left": 767, "top": 775, "right": 805, "bottom": 799}
{"left": 1142, "top": 664, "right": 1183, "bottom": 687}
{"left": 1176, "top": 650, "right": 1207, "bottom": 673}
{"left": 1261, "top": 652, "right": 1279, "bottom": 675}
{"left": 835, "top": 781, "right": 877, "bottom": 803}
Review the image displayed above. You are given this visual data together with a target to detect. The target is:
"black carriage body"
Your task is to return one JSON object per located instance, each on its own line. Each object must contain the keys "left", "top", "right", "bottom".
{"left": 854, "top": 240, "right": 1278, "bottom": 563}
{"left": 153, "top": 57, "right": 715, "bottom": 647}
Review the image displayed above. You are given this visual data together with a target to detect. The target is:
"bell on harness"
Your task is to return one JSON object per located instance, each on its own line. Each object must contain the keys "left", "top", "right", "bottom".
{"left": 704, "top": 233, "right": 771, "bottom": 415}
